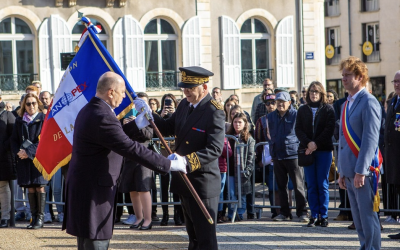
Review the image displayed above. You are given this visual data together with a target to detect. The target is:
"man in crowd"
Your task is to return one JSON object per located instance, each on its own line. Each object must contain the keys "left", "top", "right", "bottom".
{"left": 39, "top": 91, "right": 52, "bottom": 107}
{"left": 337, "top": 56, "right": 381, "bottom": 249}
{"left": 25, "top": 85, "right": 39, "bottom": 96}
{"left": 212, "top": 87, "right": 223, "bottom": 105}
{"left": 251, "top": 78, "right": 274, "bottom": 122}
{"left": 32, "top": 80, "right": 42, "bottom": 94}
{"left": 5, "top": 102, "right": 13, "bottom": 111}
{"left": 300, "top": 86, "right": 307, "bottom": 104}
{"left": 153, "top": 66, "right": 225, "bottom": 250}
{"left": 63, "top": 71, "right": 186, "bottom": 250}
{"left": 385, "top": 70, "right": 400, "bottom": 240}
{"left": 267, "top": 91, "right": 308, "bottom": 222}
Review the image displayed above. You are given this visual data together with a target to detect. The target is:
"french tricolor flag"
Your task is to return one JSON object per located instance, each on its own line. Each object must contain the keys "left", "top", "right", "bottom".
{"left": 33, "top": 17, "right": 137, "bottom": 180}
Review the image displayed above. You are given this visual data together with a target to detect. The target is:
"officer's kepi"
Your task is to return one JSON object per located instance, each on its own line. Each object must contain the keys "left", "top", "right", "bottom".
{"left": 178, "top": 66, "right": 214, "bottom": 88}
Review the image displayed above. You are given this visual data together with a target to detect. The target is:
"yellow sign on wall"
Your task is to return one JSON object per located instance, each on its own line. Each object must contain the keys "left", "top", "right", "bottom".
{"left": 325, "top": 45, "right": 334, "bottom": 59}
{"left": 363, "top": 41, "right": 373, "bottom": 56}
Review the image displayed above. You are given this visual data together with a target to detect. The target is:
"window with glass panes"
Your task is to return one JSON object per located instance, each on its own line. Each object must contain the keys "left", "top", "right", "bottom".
{"left": 0, "top": 17, "right": 35, "bottom": 91}
{"left": 144, "top": 18, "right": 178, "bottom": 90}
{"left": 240, "top": 18, "right": 271, "bottom": 87}
{"left": 72, "top": 18, "right": 108, "bottom": 50}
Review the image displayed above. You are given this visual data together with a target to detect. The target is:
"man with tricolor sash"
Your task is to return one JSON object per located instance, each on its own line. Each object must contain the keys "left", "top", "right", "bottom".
{"left": 337, "top": 56, "right": 382, "bottom": 250}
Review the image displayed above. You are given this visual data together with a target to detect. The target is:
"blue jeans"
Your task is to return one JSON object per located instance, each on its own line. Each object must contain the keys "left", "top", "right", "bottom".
{"left": 44, "top": 169, "right": 63, "bottom": 213}
{"left": 218, "top": 173, "right": 227, "bottom": 211}
{"left": 227, "top": 176, "right": 246, "bottom": 219}
{"left": 303, "top": 151, "right": 332, "bottom": 219}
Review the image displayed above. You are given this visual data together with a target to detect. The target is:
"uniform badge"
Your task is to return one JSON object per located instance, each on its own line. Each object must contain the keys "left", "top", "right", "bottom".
{"left": 395, "top": 113, "right": 400, "bottom": 131}
{"left": 211, "top": 99, "right": 223, "bottom": 110}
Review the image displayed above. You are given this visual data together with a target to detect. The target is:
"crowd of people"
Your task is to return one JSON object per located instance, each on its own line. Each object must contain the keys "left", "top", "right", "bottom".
{"left": 0, "top": 57, "right": 399, "bottom": 250}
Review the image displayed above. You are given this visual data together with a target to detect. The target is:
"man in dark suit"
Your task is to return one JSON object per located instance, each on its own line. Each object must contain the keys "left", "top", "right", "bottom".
{"left": 385, "top": 71, "right": 400, "bottom": 240}
{"left": 152, "top": 66, "right": 225, "bottom": 250}
{"left": 62, "top": 72, "right": 186, "bottom": 250}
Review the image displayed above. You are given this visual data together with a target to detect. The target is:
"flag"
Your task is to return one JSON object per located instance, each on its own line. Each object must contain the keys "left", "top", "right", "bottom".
{"left": 33, "top": 17, "right": 137, "bottom": 180}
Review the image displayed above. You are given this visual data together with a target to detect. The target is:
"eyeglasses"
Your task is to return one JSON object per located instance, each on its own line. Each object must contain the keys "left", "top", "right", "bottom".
{"left": 26, "top": 102, "right": 37, "bottom": 107}
{"left": 302, "top": 91, "right": 306, "bottom": 93}
{"left": 391, "top": 80, "right": 400, "bottom": 85}
{"left": 265, "top": 101, "right": 276, "bottom": 106}
{"left": 309, "top": 90, "right": 320, "bottom": 94}
{"left": 149, "top": 103, "right": 157, "bottom": 105}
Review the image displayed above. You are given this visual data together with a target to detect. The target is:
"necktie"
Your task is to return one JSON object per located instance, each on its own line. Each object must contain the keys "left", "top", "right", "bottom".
{"left": 188, "top": 105, "right": 194, "bottom": 116}
{"left": 395, "top": 97, "right": 400, "bottom": 110}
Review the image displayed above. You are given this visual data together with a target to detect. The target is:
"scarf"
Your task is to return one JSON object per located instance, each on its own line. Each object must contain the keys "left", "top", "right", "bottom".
{"left": 23, "top": 112, "right": 38, "bottom": 124}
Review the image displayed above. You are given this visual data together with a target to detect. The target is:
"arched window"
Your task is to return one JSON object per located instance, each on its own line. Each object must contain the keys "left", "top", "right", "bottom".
{"left": 72, "top": 18, "right": 109, "bottom": 50}
{"left": 240, "top": 18, "right": 271, "bottom": 87}
{"left": 144, "top": 18, "right": 178, "bottom": 90}
{"left": 0, "top": 17, "right": 35, "bottom": 91}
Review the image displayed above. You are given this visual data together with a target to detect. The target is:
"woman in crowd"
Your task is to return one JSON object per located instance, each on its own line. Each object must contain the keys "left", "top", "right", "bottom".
{"left": 326, "top": 89, "right": 339, "bottom": 105}
{"left": 217, "top": 137, "right": 232, "bottom": 223}
{"left": 11, "top": 93, "right": 47, "bottom": 229}
{"left": 148, "top": 98, "right": 160, "bottom": 113}
{"left": 223, "top": 98, "right": 238, "bottom": 124}
{"left": 295, "top": 81, "right": 335, "bottom": 227}
{"left": 226, "top": 112, "right": 255, "bottom": 221}
{"left": 0, "top": 100, "right": 16, "bottom": 228}
{"left": 156, "top": 94, "right": 183, "bottom": 226}
{"left": 119, "top": 101, "right": 155, "bottom": 230}
{"left": 289, "top": 90, "right": 300, "bottom": 109}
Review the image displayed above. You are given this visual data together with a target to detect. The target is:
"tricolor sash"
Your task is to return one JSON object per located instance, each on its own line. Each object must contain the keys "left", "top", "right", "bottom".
{"left": 341, "top": 100, "right": 383, "bottom": 212}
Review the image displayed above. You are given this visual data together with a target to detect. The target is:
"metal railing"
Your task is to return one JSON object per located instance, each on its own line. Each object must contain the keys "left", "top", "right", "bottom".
{"left": 0, "top": 73, "right": 39, "bottom": 93}
{"left": 146, "top": 71, "right": 181, "bottom": 91}
{"left": 241, "top": 69, "right": 274, "bottom": 88}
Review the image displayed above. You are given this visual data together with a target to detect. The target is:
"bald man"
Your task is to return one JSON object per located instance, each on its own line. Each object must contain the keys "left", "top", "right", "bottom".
{"left": 62, "top": 72, "right": 186, "bottom": 250}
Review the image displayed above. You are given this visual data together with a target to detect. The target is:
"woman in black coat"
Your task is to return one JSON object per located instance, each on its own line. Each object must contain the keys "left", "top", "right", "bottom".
{"left": 0, "top": 100, "right": 16, "bottom": 227}
{"left": 295, "top": 81, "right": 335, "bottom": 227}
{"left": 10, "top": 93, "right": 47, "bottom": 230}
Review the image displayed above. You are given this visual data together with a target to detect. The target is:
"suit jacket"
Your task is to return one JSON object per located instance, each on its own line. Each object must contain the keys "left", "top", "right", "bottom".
{"left": 384, "top": 95, "right": 400, "bottom": 184}
{"left": 62, "top": 97, "right": 170, "bottom": 240}
{"left": 338, "top": 89, "right": 381, "bottom": 178}
{"left": 153, "top": 94, "right": 225, "bottom": 199}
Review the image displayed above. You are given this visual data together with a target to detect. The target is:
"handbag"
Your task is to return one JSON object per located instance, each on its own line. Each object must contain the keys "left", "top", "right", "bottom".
{"left": 297, "top": 149, "right": 314, "bottom": 167}
{"left": 20, "top": 124, "right": 33, "bottom": 150}
{"left": 262, "top": 144, "right": 272, "bottom": 167}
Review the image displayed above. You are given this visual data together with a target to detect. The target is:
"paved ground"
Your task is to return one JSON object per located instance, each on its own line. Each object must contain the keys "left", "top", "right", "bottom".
{"left": 1, "top": 212, "right": 400, "bottom": 250}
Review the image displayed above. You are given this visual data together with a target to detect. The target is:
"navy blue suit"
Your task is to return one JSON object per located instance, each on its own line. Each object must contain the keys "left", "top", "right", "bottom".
{"left": 62, "top": 97, "right": 170, "bottom": 240}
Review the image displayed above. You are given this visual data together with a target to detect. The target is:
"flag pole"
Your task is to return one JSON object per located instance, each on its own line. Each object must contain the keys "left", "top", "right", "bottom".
{"left": 144, "top": 113, "right": 214, "bottom": 225}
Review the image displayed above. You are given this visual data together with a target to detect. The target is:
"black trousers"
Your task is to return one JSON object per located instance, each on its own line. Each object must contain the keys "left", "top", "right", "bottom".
{"left": 77, "top": 237, "right": 109, "bottom": 250}
{"left": 273, "top": 159, "right": 307, "bottom": 217}
{"left": 180, "top": 195, "right": 218, "bottom": 250}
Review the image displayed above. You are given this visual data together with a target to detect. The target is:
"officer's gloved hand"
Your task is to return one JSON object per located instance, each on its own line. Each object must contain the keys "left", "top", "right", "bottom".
{"left": 134, "top": 111, "right": 150, "bottom": 129}
{"left": 133, "top": 97, "right": 153, "bottom": 120}
{"left": 168, "top": 153, "right": 187, "bottom": 174}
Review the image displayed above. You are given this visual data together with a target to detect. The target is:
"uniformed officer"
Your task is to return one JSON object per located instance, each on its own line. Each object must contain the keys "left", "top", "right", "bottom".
{"left": 153, "top": 66, "right": 225, "bottom": 250}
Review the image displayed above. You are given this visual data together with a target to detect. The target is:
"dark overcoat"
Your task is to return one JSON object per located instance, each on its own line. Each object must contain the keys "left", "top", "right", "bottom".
{"left": 10, "top": 112, "right": 47, "bottom": 186}
{"left": 153, "top": 94, "right": 225, "bottom": 199}
{"left": 384, "top": 96, "right": 400, "bottom": 184}
{"left": 62, "top": 97, "right": 170, "bottom": 240}
{"left": 0, "top": 108, "right": 16, "bottom": 181}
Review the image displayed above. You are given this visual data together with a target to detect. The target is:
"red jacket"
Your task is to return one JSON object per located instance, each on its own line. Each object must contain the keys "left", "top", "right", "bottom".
{"left": 218, "top": 137, "right": 232, "bottom": 172}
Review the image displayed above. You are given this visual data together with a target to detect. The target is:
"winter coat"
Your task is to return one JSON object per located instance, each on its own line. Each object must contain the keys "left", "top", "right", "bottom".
{"left": 10, "top": 112, "right": 48, "bottom": 187}
{"left": 218, "top": 137, "right": 232, "bottom": 173}
{"left": 228, "top": 135, "right": 255, "bottom": 195}
{"left": 0, "top": 105, "right": 16, "bottom": 181}
{"left": 295, "top": 103, "right": 335, "bottom": 151}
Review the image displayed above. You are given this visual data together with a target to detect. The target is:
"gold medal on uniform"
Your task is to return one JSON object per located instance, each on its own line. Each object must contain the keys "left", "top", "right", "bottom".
{"left": 395, "top": 113, "right": 400, "bottom": 131}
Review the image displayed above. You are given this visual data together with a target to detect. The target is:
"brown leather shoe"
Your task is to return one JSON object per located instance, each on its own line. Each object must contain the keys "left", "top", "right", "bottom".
{"left": 348, "top": 222, "right": 356, "bottom": 230}
{"left": 334, "top": 214, "right": 349, "bottom": 221}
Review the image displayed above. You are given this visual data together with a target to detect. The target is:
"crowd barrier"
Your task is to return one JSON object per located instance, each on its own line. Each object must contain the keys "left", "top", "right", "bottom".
{"left": 8, "top": 138, "right": 400, "bottom": 227}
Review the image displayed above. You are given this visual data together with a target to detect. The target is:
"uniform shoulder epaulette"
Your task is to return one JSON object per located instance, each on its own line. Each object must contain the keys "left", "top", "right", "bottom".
{"left": 210, "top": 99, "right": 223, "bottom": 110}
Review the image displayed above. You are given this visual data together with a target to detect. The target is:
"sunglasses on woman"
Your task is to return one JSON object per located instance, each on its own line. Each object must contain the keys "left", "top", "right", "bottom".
{"left": 264, "top": 101, "right": 276, "bottom": 106}
{"left": 26, "top": 102, "right": 37, "bottom": 107}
